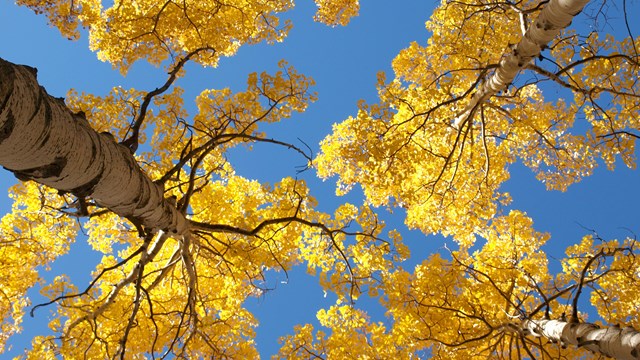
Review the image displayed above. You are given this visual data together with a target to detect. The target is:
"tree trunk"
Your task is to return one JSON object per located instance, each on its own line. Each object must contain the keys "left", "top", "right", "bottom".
{"left": 453, "top": 0, "right": 591, "bottom": 127}
{"left": 0, "top": 58, "right": 188, "bottom": 236}
{"left": 522, "top": 319, "right": 640, "bottom": 359}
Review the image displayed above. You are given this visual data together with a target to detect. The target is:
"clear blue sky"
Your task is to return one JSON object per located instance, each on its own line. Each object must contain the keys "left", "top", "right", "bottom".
{"left": 1, "top": 0, "right": 639, "bottom": 358}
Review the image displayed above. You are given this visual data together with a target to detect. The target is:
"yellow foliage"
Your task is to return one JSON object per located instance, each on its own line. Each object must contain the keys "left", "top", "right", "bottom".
{"left": 3, "top": 0, "right": 639, "bottom": 358}
{"left": 313, "top": 0, "right": 359, "bottom": 26}
{"left": 17, "top": 0, "right": 361, "bottom": 72}
{"left": 0, "top": 182, "right": 77, "bottom": 353}
{"left": 316, "top": 0, "right": 638, "bottom": 247}
{"left": 277, "top": 303, "right": 415, "bottom": 359}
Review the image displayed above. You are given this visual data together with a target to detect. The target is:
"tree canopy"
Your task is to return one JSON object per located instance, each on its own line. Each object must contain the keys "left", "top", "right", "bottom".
{"left": 1, "top": 0, "right": 639, "bottom": 359}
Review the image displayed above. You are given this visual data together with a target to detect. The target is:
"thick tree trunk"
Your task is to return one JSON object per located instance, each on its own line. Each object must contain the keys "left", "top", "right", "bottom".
{"left": 453, "top": 0, "right": 591, "bottom": 127}
{"left": 522, "top": 319, "right": 640, "bottom": 359}
{"left": 0, "top": 58, "right": 188, "bottom": 236}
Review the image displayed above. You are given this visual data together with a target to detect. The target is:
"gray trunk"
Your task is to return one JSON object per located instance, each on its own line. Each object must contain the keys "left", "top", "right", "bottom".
{"left": 522, "top": 319, "right": 640, "bottom": 359}
{"left": 0, "top": 58, "right": 188, "bottom": 236}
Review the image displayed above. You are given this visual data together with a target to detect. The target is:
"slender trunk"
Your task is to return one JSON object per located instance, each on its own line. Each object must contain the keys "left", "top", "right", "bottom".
{"left": 522, "top": 319, "right": 640, "bottom": 359}
{"left": 453, "top": 0, "right": 590, "bottom": 127}
{"left": 0, "top": 58, "right": 188, "bottom": 236}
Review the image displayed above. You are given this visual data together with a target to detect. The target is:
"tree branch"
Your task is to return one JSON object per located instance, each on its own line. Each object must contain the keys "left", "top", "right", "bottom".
{"left": 121, "top": 47, "right": 215, "bottom": 152}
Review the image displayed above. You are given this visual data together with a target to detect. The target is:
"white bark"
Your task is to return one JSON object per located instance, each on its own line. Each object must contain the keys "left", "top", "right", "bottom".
{"left": 453, "top": 0, "right": 591, "bottom": 127}
{"left": 0, "top": 58, "right": 188, "bottom": 236}
{"left": 522, "top": 319, "right": 640, "bottom": 359}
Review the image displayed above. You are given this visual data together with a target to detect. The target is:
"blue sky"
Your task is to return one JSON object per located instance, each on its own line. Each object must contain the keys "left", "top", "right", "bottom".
{"left": 1, "top": 0, "right": 639, "bottom": 358}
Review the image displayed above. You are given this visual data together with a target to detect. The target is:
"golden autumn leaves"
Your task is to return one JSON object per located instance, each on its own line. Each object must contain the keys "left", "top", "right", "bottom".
{"left": 310, "top": 0, "right": 639, "bottom": 357}
{"left": 16, "top": 0, "right": 360, "bottom": 73}
{"left": 316, "top": 0, "right": 637, "bottom": 245}
{"left": 2, "top": 0, "right": 639, "bottom": 358}
{"left": 0, "top": 183, "right": 77, "bottom": 354}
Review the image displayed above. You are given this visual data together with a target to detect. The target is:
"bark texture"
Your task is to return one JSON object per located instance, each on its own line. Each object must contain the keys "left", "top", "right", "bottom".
{"left": 454, "top": 0, "right": 591, "bottom": 127}
{"left": 522, "top": 319, "right": 640, "bottom": 359}
{"left": 0, "top": 58, "right": 188, "bottom": 236}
